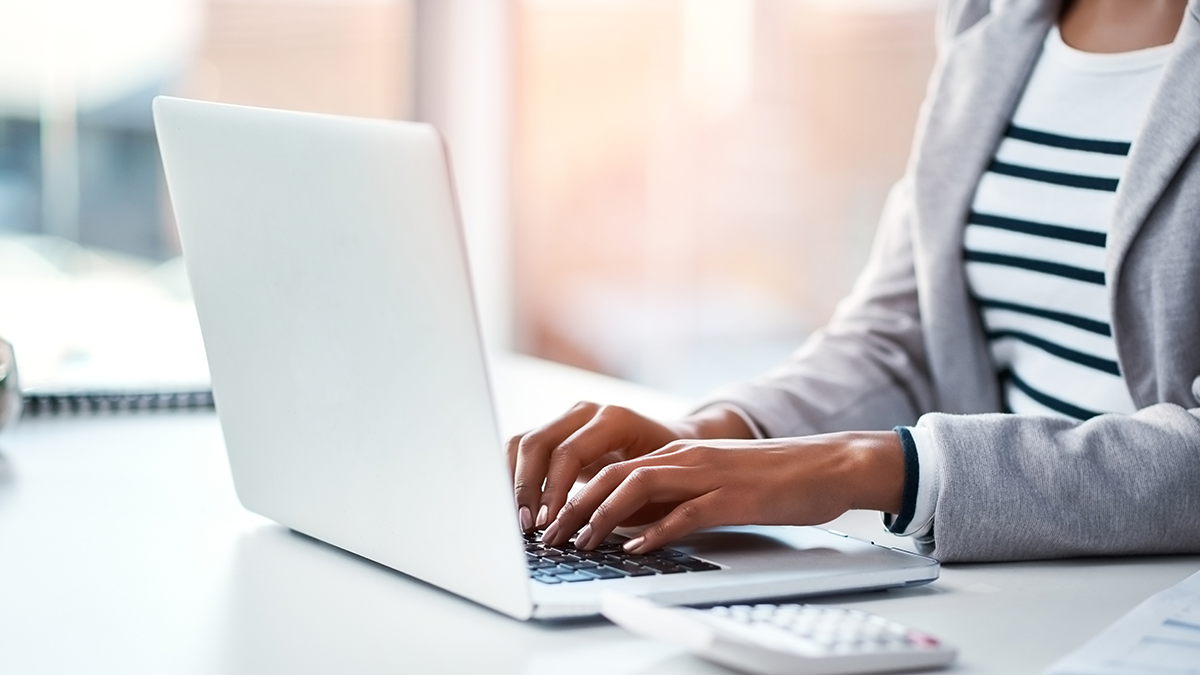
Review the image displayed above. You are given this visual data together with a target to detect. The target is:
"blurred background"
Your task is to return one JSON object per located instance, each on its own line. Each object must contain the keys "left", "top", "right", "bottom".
{"left": 0, "top": 0, "right": 935, "bottom": 398}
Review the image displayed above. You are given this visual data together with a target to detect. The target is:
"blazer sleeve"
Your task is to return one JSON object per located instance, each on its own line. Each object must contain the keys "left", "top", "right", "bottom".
{"left": 697, "top": 176, "right": 935, "bottom": 437}
{"left": 918, "top": 404, "right": 1200, "bottom": 561}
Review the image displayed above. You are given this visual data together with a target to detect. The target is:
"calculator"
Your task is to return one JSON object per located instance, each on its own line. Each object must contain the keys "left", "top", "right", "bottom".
{"left": 600, "top": 593, "right": 956, "bottom": 675}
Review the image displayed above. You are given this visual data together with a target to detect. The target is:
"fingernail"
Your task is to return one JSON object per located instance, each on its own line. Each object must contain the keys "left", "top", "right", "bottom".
{"left": 542, "top": 519, "right": 561, "bottom": 544}
{"left": 519, "top": 506, "right": 532, "bottom": 531}
{"left": 623, "top": 536, "right": 646, "bottom": 554}
{"left": 575, "top": 524, "right": 594, "bottom": 549}
{"left": 536, "top": 504, "right": 549, "bottom": 528}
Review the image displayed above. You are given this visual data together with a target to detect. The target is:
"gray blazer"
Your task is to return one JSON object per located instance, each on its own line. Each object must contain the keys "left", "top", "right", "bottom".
{"left": 705, "top": 0, "right": 1200, "bottom": 562}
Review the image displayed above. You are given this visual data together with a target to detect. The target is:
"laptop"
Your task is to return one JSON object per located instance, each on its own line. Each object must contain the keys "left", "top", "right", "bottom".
{"left": 153, "top": 96, "right": 939, "bottom": 620}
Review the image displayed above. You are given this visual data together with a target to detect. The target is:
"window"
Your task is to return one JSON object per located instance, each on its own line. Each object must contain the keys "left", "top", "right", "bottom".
{"left": 0, "top": 0, "right": 935, "bottom": 398}
{"left": 512, "top": 0, "right": 936, "bottom": 394}
{"left": 0, "top": 0, "right": 415, "bottom": 391}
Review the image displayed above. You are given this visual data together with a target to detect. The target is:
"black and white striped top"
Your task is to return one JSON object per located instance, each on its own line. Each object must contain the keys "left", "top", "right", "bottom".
{"left": 964, "top": 27, "right": 1171, "bottom": 422}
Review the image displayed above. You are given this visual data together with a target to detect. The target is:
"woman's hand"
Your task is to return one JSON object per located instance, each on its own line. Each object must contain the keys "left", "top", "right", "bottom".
{"left": 540, "top": 431, "right": 905, "bottom": 553}
{"left": 506, "top": 402, "right": 754, "bottom": 532}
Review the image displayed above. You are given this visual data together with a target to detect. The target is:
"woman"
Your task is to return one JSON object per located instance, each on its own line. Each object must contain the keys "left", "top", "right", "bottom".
{"left": 508, "top": 0, "right": 1200, "bottom": 562}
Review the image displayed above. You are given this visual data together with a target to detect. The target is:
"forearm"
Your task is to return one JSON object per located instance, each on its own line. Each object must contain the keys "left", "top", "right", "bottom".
{"left": 678, "top": 411, "right": 907, "bottom": 515}
{"left": 841, "top": 431, "right": 906, "bottom": 515}
{"left": 677, "top": 405, "right": 758, "bottom": 440}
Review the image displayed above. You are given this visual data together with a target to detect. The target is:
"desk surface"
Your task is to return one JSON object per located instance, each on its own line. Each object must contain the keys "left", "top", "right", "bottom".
{"left": 1, "top": 354, "right": 1197, "bottom": 674}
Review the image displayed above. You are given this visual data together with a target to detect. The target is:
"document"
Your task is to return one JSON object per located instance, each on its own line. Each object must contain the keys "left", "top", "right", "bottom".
{"left": 1045, "top": 569, "right": 1200, "bottom": 675}
{"left": 0, "top": 238, "right": 210, "bottom": 394}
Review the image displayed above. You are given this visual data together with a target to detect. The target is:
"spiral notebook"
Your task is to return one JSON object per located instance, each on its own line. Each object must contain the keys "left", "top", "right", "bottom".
{"left": 8, "top": 286, "right": 214, "bottom": 417}
{"left": 0, "top": 234, "right": 214, "bottom": 418}
{"left": 17, "top": 330, "right": 214, "bottom": 416}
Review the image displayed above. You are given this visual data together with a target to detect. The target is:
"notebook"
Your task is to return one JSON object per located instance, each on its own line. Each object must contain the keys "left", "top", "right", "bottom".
{"left": 153, "top": 96, "right": 940, "bottom": 620}
{"left": 0, "top": 235, "right": 214, "bottom": 418}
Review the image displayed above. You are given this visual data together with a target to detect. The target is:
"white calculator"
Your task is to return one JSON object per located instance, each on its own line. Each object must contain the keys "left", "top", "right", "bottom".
{"left": 600, "top": 593, "right": 956, "bottom": 675}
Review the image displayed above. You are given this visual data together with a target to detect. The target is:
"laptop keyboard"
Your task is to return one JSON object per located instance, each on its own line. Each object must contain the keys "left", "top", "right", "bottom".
{"left": 524, "top": 530, "right": 720, "bottom": 584}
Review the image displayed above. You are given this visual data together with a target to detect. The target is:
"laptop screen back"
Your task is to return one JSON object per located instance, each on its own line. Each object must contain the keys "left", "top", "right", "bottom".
{"left": 155, "top": 97, "right": 532, "bottom": 619}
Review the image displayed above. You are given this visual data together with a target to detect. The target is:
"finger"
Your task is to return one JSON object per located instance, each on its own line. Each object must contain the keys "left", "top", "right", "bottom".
{"left": 505, "top": 433, "right": 534, "bottom": 531}
{"left": 539, "top": 405, "right": 649, "bottom": 526}
{"left": 574, "top": 425, "right": 686, "bottom": 482}
{"left": 513, "top": 402, "right": 600, "bottom": 529}
{"left": 623, "top": 491, "right": 725, "bottom": 554}
{"left": 549, "top": 446, "right": 705, "bottom": 547}
{"left": 506, "top": 433, "right": 524, "bottom": 478}
{"left": 612, "top": 501, "right": 676, "bottom": 528}
{"left": 573, "top": 464, "right": 711, "bottom": 549}
{"left": 544, "top": 443, "right": 696, "bottom": 545}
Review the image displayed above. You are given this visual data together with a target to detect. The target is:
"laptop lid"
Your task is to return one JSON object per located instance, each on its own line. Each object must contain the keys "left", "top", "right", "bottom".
{"left": 154, "top": 96, "right": 534, "bottom": 619}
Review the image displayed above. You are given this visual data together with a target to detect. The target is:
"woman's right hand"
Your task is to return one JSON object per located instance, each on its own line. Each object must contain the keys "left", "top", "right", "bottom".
{"left": 506, "top": 402, "right": 753, "bottom": 532}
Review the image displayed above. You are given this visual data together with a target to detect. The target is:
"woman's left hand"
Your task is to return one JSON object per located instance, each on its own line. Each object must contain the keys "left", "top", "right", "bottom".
{"left": 540, "top": 431, "right": 906, "bottom": 554}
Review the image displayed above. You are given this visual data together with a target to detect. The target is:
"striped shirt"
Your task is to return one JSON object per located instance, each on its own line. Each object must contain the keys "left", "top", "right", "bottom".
{"left": 964, "top": 27, "right": 1170, "bottom": 422}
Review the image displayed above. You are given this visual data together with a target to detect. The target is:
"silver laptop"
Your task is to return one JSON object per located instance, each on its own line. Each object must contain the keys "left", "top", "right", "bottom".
{"left": 153, "top": 96, "right": 939, "bottom": 620}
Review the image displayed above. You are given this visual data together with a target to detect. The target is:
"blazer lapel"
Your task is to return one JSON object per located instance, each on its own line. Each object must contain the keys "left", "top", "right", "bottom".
{"left": 912, "top": 0, "right": 1059, "bottom": 412}
{"left": 1107, "top": 1, "right": 1200, "bottom": 291}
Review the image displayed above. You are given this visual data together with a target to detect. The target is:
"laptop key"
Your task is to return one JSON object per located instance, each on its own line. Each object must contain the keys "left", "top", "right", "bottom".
{"left": 640, "top": 559, "right": 688, "bottom": 574}
{"left": 676, "top": 560, "right": 721, "bottom": 572}
{"left": 611, "top": 561, "right": 658, "bottom": 577}
{"left": 528, "top": 531, "right": 707, "bottom": 577}
{"left": 581, "top": 566, "right": 627, "bottom": 580}
{"left": 532, "top": 574, "right": 562, "bottom": 584}
{"left": 554, "top": 571, "right": 594, "bottom": 583}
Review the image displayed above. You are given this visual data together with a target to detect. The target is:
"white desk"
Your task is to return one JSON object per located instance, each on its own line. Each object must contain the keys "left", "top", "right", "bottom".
{"left": 1, "top": 354, "right": 1197, "bottom": 674}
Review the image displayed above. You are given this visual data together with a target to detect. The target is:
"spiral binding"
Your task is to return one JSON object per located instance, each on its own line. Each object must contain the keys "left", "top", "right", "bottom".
{"left": 21, "top": 390, "right": 215, "bottom": 417}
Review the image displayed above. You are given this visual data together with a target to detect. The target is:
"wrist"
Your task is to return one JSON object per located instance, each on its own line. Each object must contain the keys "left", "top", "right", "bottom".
{"left": 675, "top": 405, "right": 756, "bottom": 440}
{"left": 840, "top": 431, "right": 905, "bottom": 514}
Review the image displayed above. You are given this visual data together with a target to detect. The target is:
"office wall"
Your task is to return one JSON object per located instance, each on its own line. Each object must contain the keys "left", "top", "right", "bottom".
{"left": 0, "top": 0, "right": 937, "bottom": 398}
{"left": 180, "top": 0, "right": 415, "bottom": 121}
{"left": 511, "top": 0, "right": 937, "bottom": 395}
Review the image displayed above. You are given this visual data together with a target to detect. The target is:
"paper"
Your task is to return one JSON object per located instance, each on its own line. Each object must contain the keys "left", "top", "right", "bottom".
{"left": 0, "top": 235, "right": 210, "bottom": 394}
{"left": 1045, "top": 569, "right": 1200, "bottom": 675}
